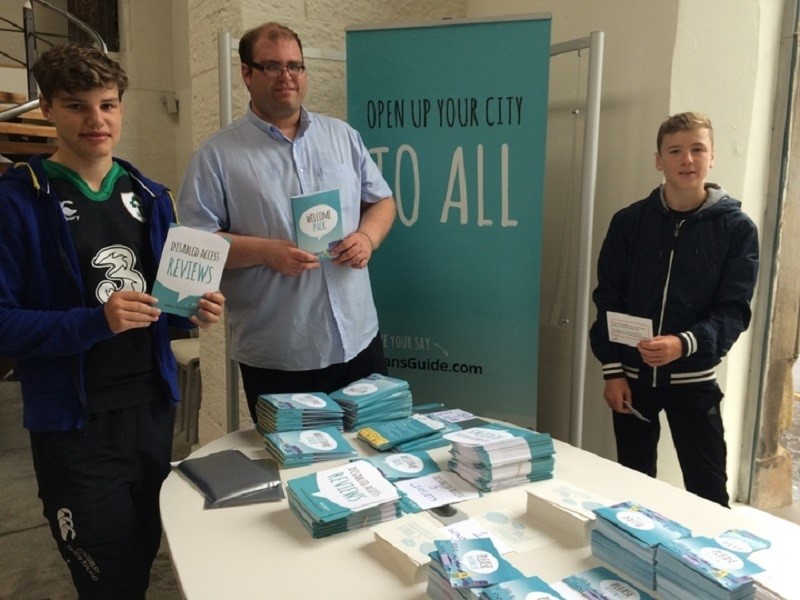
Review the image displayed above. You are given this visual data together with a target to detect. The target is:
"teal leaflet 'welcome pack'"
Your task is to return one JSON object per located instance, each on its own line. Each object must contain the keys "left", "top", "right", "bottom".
{"left": 291, "top": 188, "right": 343, "bottom": 258}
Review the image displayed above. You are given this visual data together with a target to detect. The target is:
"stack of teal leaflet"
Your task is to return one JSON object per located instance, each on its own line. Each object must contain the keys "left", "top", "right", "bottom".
{"left": 426, "top": 538, "right": 524, "bottom": 600}
{"left": 357, "top": 413, "right": 453, "bottom": 451}
{"left": 555, "top": 566, "right": 657, "bottom": 600}
{"left": 349, "top": 450, "right": 441, "bottom": 482}
{"left": 286, "top": 459, "right": 401, "bottom": 538}
{"left": 330, "top": 373, "right": 413, "bottom": 431}
{"left": 444, "top": 423, "right": 555, "bottom": 492}
{"left": 255, "top": 392, "right": 344, "bottom": 434}
{"left": 591, "top": 501, "right": 691, "bottom": 591}
{"left": 394, "top": 409, "right": 490, "bottom": 453}
{"left": 262, "top": 426, "right": 357, "bottom": 468}
{"left": 480, "top": 575, "right": 566, "bottom": 600}
{"left": 655, "top": 529, "right": 769, "bottom": 600}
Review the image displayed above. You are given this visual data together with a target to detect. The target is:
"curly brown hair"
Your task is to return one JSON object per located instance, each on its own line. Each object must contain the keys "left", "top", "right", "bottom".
{"left": 32, "top": 42, "right": 128, "bottom": 103}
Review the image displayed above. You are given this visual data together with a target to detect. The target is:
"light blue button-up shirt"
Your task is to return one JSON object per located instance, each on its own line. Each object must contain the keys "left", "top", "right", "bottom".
{"left": 178, "top": 107, "right": 392, "bottom": 370}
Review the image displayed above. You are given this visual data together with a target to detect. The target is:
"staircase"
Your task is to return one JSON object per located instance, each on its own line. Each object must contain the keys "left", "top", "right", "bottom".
{"left": 0, "top": 0, "right": 109, "bottom": 173}
{"left": 0, "top": 91, "right": 57, "bottom": 174}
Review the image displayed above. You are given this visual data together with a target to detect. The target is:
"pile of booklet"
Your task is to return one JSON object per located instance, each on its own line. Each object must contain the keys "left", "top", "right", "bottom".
{"left": 426, "top": 537, "right": 524, "bottom": 599}
{"left": 330, "top": 373, "right": 413, "bottom": 431}
{"left": 393, "top": 408, "right": 490, "bottom": 452}
{"left": 526, "top": 479, "right": 615, "bottom": 547}
{"left": 555, "top": 566, "right": 657, "bottom": 599}
{"left": 286, "top": 459, "right": 401, "bottom": 538}
{"left": 444, "top": 423, "right": 555, "bottom": 492}
{"left": 655, "top": 529, "right": 769, "bottom": 600}
{"left": 262, "top": 425, "right": 357, "bottom": 467}
{"left": 357, "top": 413, "right": 455, "bottom": 451}
{"left": 254, "top": 391, "right": 344, "bottom": 434}
{"left": 175, "top": 448, "right": 284, "bottom": 508}
{"left": 350, "top": 450, "right": 441, "bottom": 482}
{"left": 591, "top": 501, "right": 691, "bottom": 591}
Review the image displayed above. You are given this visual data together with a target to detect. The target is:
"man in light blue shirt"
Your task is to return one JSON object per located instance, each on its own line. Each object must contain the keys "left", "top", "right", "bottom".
{"left": 178, "top": 22, "right": 396, "bottom": 422}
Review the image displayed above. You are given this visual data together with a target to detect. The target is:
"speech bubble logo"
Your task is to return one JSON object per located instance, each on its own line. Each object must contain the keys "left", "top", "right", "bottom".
{"left": 290, "top": 393, "right": 328, "bottom": 408}
{"left": 343, "top": 382, "right": 379, "bottom": 396}
{"left": 299, "top": 429, "right": 338, "bottom": 451}
{"left": 461, "top": 549, "right": 499, "bottom": 575}
{"left": 299, "top": 203, "right": 339, "bottom": 240}
{"left": 598, "top": 579, "right": 641, "bottom": 600}
{"left": 698, "top": 546, "right": 744, "bottom": 571}
{"left": 616, "top": 510, "right": 655, "bottom": 531}
{"left": 385, "top": 453, "right": 425, "bottom": 474}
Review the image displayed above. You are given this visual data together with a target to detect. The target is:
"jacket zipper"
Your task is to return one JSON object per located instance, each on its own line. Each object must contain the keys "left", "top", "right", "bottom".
{"left": 48, "top": 184, "right": 91, "bottom": 416}
{"left": 653, "top": 219, "right": 684, "bottom": 387}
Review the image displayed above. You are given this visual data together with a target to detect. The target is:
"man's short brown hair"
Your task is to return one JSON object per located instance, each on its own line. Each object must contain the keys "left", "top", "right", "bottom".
{"left": 238, "top": 22, "right": 303, "bottom": 65}
{"left": 32, "top": 42, "right": 128, "bottom": 103}
{"left": 657, "top": 112, "right": 714, "bottom": 153}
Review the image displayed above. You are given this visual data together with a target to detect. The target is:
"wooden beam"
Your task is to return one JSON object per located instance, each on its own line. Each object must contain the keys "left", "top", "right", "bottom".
{"left": 0, "top": 140, "right": 57, "bottom": 155}
{"left": 0, "top": 92, "right": 27, "bottom": 104}
{"left": 0, "top": 122, "right": 57, "bottom": 138}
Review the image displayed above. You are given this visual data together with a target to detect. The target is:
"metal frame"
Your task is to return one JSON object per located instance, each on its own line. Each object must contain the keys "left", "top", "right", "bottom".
{"left": 551, "top": 32, "right": 605, "bottom": 448}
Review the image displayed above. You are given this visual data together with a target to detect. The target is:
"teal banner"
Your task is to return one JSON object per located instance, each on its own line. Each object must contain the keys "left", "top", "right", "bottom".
{"left": 346, "top": 16, "right": 551, "bottom": 425}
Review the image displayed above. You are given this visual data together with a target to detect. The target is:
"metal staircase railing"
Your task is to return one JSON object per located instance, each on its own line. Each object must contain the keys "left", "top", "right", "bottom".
{"left": 0, "top": 0, "right": 107, "bottom": 122}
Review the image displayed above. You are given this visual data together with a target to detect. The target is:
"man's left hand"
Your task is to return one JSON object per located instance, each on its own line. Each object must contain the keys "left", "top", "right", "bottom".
{"left": 331, "top": 231, "right": 373, "bottom": 269}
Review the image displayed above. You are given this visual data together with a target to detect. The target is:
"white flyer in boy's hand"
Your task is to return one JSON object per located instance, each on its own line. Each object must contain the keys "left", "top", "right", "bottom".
{"left": 606, "top": 311, "right": 653, "bottom": 347}
{"left": 152, "top": 225, "right": 230, "bottom": 317}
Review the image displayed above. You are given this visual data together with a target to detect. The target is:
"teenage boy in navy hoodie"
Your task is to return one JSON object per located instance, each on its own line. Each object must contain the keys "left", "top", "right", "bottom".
{"left": 0, "top": 43, "right": 225, "bottom": 598}
{"left": 590, "top": 112, "right": 759, "bottom": 507}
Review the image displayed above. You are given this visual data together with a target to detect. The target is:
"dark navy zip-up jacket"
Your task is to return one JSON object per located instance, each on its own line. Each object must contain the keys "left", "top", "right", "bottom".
{"left": 0, "top": 155, "right": 193, "bottom": 431}
{"left": 589, "top": 184, "right": 759, "bottom": 388}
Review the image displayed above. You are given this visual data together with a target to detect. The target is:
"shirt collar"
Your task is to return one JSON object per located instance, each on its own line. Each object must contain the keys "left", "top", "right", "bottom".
{"left": 246, "top": 104, "right": 310, "bottom": 141}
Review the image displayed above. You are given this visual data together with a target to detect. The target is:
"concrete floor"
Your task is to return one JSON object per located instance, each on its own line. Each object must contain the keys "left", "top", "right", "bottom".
{"left": 2, "top": 371, "right": 800, "bottom": 598}
{"left": 0, "top": 378, "right": 185, "bottom": 599}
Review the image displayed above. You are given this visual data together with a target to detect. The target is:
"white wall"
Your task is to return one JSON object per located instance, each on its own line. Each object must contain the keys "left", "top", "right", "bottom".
{"left": 467, "top": 0, "right": 781, "bottom": 499}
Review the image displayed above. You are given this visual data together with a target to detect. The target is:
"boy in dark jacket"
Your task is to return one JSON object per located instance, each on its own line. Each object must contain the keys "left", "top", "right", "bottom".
{"left": 0, "top": 44, "right": 224, "bottom": 597}
{"left": 589, "top": 112, "right": 759, "bottom": 507}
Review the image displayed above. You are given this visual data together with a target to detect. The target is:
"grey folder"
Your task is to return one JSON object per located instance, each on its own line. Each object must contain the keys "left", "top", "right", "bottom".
{"left": 176, "top": 448, "right": 284, "bottom": 508}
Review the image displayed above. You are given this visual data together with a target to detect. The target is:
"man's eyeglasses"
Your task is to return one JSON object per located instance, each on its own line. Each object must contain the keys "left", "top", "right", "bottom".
{"left": 247, "top": 61, "right": 306, "bottom": 76}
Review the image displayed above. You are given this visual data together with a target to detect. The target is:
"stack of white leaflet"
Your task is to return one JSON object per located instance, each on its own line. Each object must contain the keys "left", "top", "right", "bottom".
{"left": 525, "top": 479, "right": 616, "bottom": 546}
{"left": 444, "top": 423, "right": 555, "bottom": 492}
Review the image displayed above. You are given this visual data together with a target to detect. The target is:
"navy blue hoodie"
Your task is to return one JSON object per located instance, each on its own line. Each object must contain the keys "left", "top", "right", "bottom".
{"left": 0, "top": 155, "right": 193, "bottom": 431}
{"left": 589, "top": 184, "right": 759, "bottom": 388}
